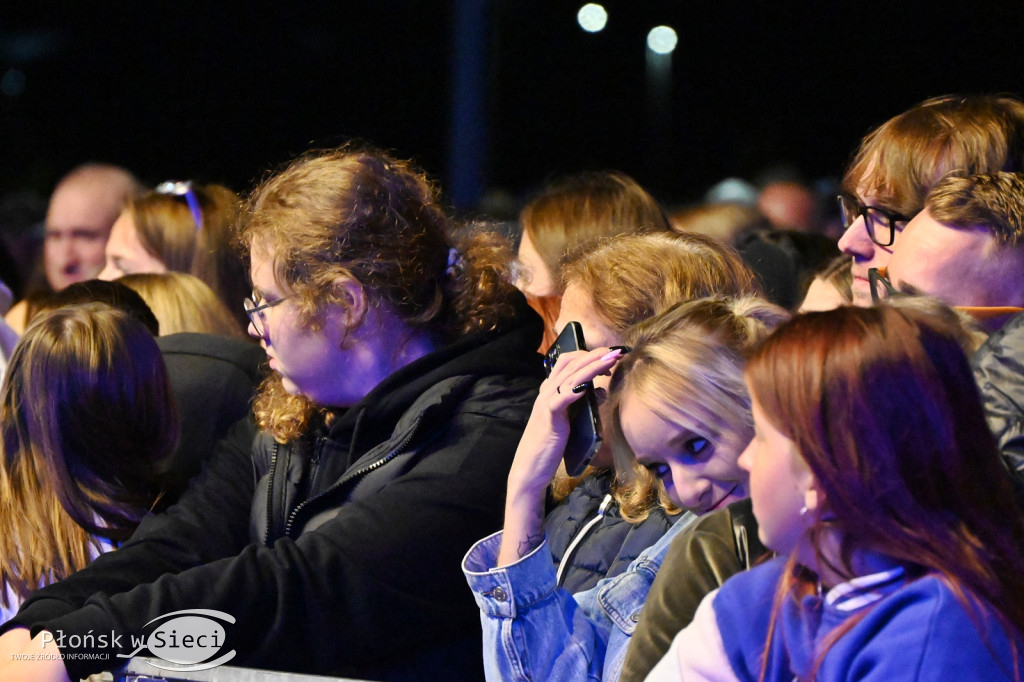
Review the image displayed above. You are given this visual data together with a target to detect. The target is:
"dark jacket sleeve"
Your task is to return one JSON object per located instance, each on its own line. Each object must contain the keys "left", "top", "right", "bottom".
{"left": 8, "top": 408, "right": 523, "bottom": 680}
{"left": 972, "top": 311, "right": 1024, "bottom": 477}
{"left": 618, "top": 499, "right": 766, "bottom": 682}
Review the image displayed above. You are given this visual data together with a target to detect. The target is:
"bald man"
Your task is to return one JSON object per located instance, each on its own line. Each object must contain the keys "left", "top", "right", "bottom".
{"left": 5, "top": 164, "right": 141, "bottom": 333}
{"left": 44, "top": 164, "right": 141, "bottom": 290}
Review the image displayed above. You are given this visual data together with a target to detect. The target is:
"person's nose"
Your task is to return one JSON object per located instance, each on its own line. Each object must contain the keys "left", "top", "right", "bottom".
{"left": 97, "top": 262, "right": 119, "bottom": 281}
{"left": 49, "top": 238, "right": 75, "bottom": 268}
{"left": 737, "top": 441, "right": 754, "bottom": 473}
{"left": 837, "top": 215, "right": 875, "bottom": 260}
{"left": 247, "top": 313, "right": 268, "bottom": 343}
{"left": 670, "top": 466, "right": 711, "bottom": 511}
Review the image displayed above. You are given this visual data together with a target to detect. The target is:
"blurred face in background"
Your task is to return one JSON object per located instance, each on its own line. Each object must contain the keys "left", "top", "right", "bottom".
{"left": 44, "top": 182, "right": 118, "bottom": 290}
{"left": 516, "top": 229, "right": 557, "bottom": 298}
{"left": 98, "top": 212, "right": 168, "bottom": 280}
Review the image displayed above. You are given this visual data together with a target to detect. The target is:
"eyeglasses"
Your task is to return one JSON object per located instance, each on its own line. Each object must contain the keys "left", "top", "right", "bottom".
{"left": 243, "top": 294, "right": 291, "bottom": 336}
{"left": 868, "top": 267, "right": 898, "bottom": 304}
{"left": 156, "top": 180, "right": 204, "bottom": 231}
{"left": 836, "top": 195, "right": 910, "bottom": 247}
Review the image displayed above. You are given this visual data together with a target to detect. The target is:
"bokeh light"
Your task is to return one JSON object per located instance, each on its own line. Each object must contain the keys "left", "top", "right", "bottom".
{"left": 647, "top": 25, "right": 678, "bottom": 54}
{"left": 577, "top": 4, "right": 608, "bottom": 33}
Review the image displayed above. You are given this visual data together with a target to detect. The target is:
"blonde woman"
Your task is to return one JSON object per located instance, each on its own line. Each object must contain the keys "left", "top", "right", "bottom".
{"left": 465, "top": 297, "right": 787, "bottom": 681}
{"left": 0, "top": 303, "right": 176, "bottom": 623}
{"left": 542, "top": 231, "right": 759, "bottom": 593}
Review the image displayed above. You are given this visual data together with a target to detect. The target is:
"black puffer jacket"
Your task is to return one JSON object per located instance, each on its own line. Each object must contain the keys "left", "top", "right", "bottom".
{"left": 972, "top": 310, "right": 1024, "bottom": 479}
{"left": 5, "top": 304, "right": 545, "bottom": 681}
{"left": 544, "top": 469, "right": 683, "bottom": 593}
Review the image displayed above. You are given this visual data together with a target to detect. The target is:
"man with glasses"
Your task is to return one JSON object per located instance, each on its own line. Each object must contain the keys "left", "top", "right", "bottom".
{"left": 835, "top": 94, "right": 1024, "bottom": 307}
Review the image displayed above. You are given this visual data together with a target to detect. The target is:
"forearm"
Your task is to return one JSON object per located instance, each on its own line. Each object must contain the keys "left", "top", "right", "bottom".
{"left": 497, "top": 483, "right": 548, "bottom": 567}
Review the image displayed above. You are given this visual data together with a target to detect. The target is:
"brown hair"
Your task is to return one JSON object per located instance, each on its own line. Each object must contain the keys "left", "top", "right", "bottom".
{"left": 238, "top": 145, "right": 522, "bottom": 442}
{"left": 118, "top": 271, "right": 246, "bottom": 337}
{"left": 669, "top": 202, "right": 767, "bottom": 244}
{"left": 521, "top": 171, "right": 671, "bottom": 284}
{"left": 127, "top": 182, "right": 249, "bottom": 328}
{"left": 0, "top": 303, "right": 177, "bottom": 608}
{"left": 842, "top": 94, "right": 1024, "bottom": 217}
{"left": 608, "top": 297, "right": 789, "bottom": 521}
{"left": 550, "top": 232, "right": 762, "bottom": 509}
{"left": 560, "top": 231, "right": 759, "bottom": 333}
{"left": 926, "top": 171, "right": 1024, "bottom": 248}
{"left": 746, "top": 305, "right": 1024, "bottom": 672}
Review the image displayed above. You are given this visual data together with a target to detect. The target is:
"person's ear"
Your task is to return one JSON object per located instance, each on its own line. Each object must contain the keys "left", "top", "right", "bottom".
{"left": 334, "top": 278, "right": 367, "bottom": 328}
{"left": 803, "top": 481, "right": 823, "bottom": 515}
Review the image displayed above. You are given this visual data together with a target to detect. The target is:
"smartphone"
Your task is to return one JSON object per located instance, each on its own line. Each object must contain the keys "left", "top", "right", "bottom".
{"left": 544, "top": 321, "right": 603, "bottom": 476}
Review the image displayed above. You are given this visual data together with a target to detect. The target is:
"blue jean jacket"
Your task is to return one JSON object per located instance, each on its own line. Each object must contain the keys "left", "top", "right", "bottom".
{"left": 462, "top": 511, "right": 697, "bottom": 681}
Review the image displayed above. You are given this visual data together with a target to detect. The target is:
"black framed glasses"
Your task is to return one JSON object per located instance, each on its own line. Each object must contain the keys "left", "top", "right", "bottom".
{"left": 836, "top": 195, "right": 910, "bottom": 247}
{"left": 156, "top": 180, "right": 204, "bottom": 231}
{"left": 243, "top": 295, "right": 291, "bottom": 336}
{"left": 868, "top": 267, "right": 898, "bottom": 304}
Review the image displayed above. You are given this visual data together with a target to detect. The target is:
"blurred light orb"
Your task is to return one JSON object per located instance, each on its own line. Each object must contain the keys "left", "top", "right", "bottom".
{"left": 647, "top": 26, "right": 678, "bottom": 54}
{"left": 577, "top": 4, "right": 608, "bottom": 33}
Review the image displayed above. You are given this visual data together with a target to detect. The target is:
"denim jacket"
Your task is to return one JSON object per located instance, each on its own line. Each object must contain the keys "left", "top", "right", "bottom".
{"left": 463, "top": 511, "right": 697, "bottom": 681}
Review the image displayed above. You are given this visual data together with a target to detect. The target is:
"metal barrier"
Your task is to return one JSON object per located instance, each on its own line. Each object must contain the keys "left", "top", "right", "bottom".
{"left": 114, "top": 657, "right": 368, "bottom": 681}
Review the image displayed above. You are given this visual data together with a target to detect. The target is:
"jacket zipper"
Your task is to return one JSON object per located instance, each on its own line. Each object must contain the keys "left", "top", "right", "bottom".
{"left": 555, "top": 493, "right": 614, "bottom": 587}
{"left": 262, "top": 442, "right": 279, "bottom": 545}
{"left": 308, "top": 438, "right": 325, "bottom": 495}
{"left": 283, "top": 417, "right": 422, "bottom": 537}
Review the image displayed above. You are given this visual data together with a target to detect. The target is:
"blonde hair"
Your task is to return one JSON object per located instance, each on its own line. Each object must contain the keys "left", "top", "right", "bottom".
{"left": 238, "top": 145, "right": 522, "bottom": 442}
{"left": 118, "top": 271, "right": 246, "bottom": 337}
{"left": 609, "top": 297, "right": 789, "bottom": 521}
{"left": 0, "top": 303, "right": 177, "bottom": 608}
{"left": 842, "top": 94, "right": 1024, "bottom": 217}
{"left": 127, "top": 182, "right": 249, "bottom": 327}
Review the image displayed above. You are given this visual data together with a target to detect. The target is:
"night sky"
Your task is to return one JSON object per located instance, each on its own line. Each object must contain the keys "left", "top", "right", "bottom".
{"left": 3, "top": 0, "right": 1024, "bottom": 212}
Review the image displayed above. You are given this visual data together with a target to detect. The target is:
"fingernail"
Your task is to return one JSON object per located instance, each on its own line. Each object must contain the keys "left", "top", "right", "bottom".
{"left": 609, "top": 345, "right": 631, "bottom": 354}
{"left": 572, "top": 383, "right": 589, "bottom": 394}
{"left": 601, "top": 349, "right": 624, "bottom": 361}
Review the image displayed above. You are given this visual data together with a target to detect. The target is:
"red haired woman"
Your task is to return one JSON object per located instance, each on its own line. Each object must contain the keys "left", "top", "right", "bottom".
{"left": 649, "top": 304, "right": 1024, "bottom": 680}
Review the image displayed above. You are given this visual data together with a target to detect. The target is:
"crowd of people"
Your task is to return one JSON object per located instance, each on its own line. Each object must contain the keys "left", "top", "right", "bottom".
{"left": 0, "top": 93, "right": 1021, "bottom": 682}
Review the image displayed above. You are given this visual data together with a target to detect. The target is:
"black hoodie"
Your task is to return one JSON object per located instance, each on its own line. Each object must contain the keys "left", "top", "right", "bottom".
{"left": 6, "top": 301, "right": 545, "bottom": 681}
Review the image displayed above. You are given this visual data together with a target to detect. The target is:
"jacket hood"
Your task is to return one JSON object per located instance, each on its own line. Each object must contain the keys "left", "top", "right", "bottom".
{"left": 329, "top": 292, "right": 546, "bottom": 457}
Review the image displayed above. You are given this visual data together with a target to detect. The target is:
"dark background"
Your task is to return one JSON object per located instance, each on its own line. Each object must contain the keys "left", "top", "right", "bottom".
{"left": 3, "top": 0, "right": 1024, "bottom": 212}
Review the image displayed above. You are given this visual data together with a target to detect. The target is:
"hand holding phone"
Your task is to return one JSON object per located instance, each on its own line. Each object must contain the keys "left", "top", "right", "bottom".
{"left": 544, "top": 322, "right": 603, "bottom": 476}
{"left": 497, "top": 324, "right": 623, "bottom": 567}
